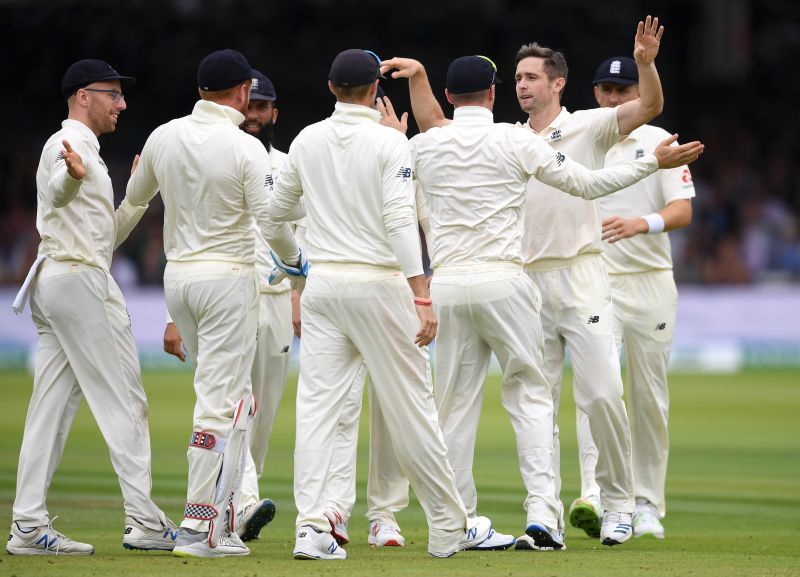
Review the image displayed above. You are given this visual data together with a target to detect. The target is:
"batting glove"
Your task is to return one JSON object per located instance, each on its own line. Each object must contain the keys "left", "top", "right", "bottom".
{"left": 269, "top": 249, "right": 310, "bottom": 293}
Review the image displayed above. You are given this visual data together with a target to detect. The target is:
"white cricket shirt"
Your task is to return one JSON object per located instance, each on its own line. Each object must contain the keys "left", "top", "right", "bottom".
{"left": 35, "top": 119, "right": 121, "bottom": 272}
{"left": 599, "top": 124, "right": 695, "bottom": 274}
{"left": 269, "top": 102, "right": 423, "bottom": 277}
{"left": 521, "top": 107, "right": 621, "bottom": 268}
{"left": 411, "top": 106, "right": 659, "bottom": 269}
{"left": 120, "top": 99, "right": 298, "bottom": 265}
{"left": 255, "top": 146, "right": 291, "bottom": 293}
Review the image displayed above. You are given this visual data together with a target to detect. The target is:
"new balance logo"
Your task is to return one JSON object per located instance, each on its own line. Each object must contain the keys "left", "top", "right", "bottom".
{"left": 467, "top": 527, "right": 478, "bottom": 540}
{"left": 555, "top": 152, "right": 566, "bottom": 166}
{"left": 163, "top": 528, "right": 179, "bottom": 540}
{"left": 587, "top": 315, "right": 600, "bottom": 324}
{"left": 610, "top": 60, "right": 622, "bottom": 74}
{"left": 281, "top": 345, "right": 290, "bottom": 353}
{"left": 327, "top": 542, "right": 338, "bottom": 554}
{"left": 124, "top": 527, "right": 133, "bottom": 534}
{"left": 55, "top": 152, "right": 64, "bottom": 163}
{"left": 635, "top": 149, "right": 644, "bottom": 159}
{"left": 35, "top": 533, "right": 57, "bottom": 549}
{"left": 396, "top": 167, "right": 412, "bottom": 179}
{"left": 264, "top": 174, "right": 274, "bottom": 187}
{"left": 655, "top": 322, "right": 667, "bottom": 331}
{"left": 298, "top": 531, "right": 307, "bottom": 538}
{"left": 550, "top": 129, "right": 562, "bottom": 141}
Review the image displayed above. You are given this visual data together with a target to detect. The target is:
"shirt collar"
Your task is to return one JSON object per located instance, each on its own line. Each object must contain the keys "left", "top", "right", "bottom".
{"left": 526, "top": 106, "right": 571, "bottom": 133}
{"left": 62, "top": 119, "right": 100, "bottom": 151}
{"left": 332, "top": 101, "right": 381, "bottom": 124}
{"left": 191, "top": 99, "right": 246, "bottom": 126}
{"left": 453, "top": 106, "right": 494, "bottom": 124}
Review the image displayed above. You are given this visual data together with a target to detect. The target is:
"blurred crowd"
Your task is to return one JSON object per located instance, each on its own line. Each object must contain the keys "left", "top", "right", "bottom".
{"left": 1, "top": 0, "right": 798, "bottom": 287}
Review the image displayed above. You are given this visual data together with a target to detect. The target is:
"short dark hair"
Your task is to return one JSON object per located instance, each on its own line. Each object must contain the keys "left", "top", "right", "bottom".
{"left": 332, "top": 83, "right": 374, "bottom": 101}
{"left": 448, "top": 89, "right": 490, "bottom": 106}
{"left": 514, "top": 42, "right": 569, "bottom": 87}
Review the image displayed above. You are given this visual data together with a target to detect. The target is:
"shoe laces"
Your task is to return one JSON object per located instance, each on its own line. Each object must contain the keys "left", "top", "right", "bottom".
{"left": 604, "top": 511, "right": 625, "bottom": 525}
{"left": 45, "top": 516, "right": 70, "bottom": 555}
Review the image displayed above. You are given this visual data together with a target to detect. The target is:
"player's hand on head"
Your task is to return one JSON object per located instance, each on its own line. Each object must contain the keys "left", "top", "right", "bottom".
{"left": 380, "top": 57, "right": 424, "bottom": 79}
{"left": 602, "top": 215, "right": 648, "bottom": 243}
{"left": 653, "top": 134, "right": 704, "bottom": 169}
{"left": 633, "top": 15, "right": 664, "bottom": 65}
{"left": 163, "top": 322, "right": 186, "bottom": 362}
{"left": 61, "top": 139, "right": 87, "bottom": 180}
{"left": 377, "top": 96, "right": 409, "bottom": 135}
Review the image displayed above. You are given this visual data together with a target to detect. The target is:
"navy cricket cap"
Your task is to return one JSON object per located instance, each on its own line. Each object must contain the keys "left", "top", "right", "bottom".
{"left": 329, "top": 49, "right": 381, "bottom": 87}
{"left": 61, "top": 59, "right": 136, "bottom": 100}
{"left": 446, "top": 55, "right": 500, "bottom": 95}
{"left": 592, "top": 57, "right": 639, "bottom": 85}
{"left": 250, "top": 70, "right": 277, "bottom": 101}
{"left": 198, "top": 49, "right": 253, "bottom": 91}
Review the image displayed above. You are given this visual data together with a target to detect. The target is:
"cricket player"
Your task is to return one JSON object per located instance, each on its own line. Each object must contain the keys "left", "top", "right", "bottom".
{"left": 116, "top": 49, "right": 303, "bottom": 558}
{"left": 268, "top": 48, "right": 493, "bottom": 560}
{"left": 376, "top": 53, "right": 701, "bottom": 552}
{"left": 162, "top": 69, "right": 291, "bottom": 542}
{"left": 7, "top": 59, "right": 176, "bottom": 555}
{"left": 571, "top": 56, "right": 695, "bottom": 540}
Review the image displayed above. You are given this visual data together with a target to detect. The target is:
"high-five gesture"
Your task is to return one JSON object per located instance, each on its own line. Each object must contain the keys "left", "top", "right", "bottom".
{"left": 61, "top": 139, "right": 86, "bottom": 180}
{"left": 633, "top": 15, "right": 664, "bottom": 65}
{"left": 377, "top": 96, "right": 408, "bottom": 135}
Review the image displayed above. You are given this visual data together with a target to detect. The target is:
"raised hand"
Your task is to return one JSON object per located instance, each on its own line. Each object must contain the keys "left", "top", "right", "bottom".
{"left": 380, "top": 57, "right": 424, "bottom": 80}
{"left": 377, "top": 96, "right": 409, "bottom": 135}
{"left": 633, "top": 15, "right": 664, "bottom": 65}
{"left": 653, "top": 134, "right": 705, "bottom": 169}
{"left": 61, "top": 140, "right": 86, "bottom": 180}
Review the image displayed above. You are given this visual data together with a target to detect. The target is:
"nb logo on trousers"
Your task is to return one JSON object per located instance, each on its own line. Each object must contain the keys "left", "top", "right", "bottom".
{"left": 587, "top": 315, "right": 600, "bottom": 324}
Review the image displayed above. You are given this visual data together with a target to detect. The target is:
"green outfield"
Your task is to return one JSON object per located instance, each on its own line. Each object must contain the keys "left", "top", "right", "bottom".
{"left": 0, "top": 368, "right": 798, "bottom": 576}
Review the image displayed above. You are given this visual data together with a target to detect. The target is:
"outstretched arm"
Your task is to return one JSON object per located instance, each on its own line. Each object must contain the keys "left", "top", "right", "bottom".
{"left": 381, "top": 57, "right": 450, "bottom": 132}
{"left": 617, "top": 15, "right": 665, "bottom": 135}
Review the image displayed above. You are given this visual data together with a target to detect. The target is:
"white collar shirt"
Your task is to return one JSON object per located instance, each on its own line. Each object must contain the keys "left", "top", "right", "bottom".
{"left": 36, "top": 119, "right": 116, "bottom": 271}
{"left": 599, "top": 124, "right": 695, "bottom": 273}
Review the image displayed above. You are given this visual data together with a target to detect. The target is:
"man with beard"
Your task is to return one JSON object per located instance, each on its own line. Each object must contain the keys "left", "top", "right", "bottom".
{"left": 163, "top": 69, "right": 292, "bottom": 542}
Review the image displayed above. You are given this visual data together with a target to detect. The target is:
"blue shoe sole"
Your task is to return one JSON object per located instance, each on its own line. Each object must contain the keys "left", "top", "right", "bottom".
{"left": 239, "top": 499, "right": 276, "bottom": 542}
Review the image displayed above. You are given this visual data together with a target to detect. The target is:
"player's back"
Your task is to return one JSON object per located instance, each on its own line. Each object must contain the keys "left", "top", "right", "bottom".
{"left": 143, "top": 100, "right": 267, "bottom": 264}
{"left": 283, "top": 102, "right": 415, "bottom": 269}
{"left": 412, "top": 106, "right": 534, "bottom": 268}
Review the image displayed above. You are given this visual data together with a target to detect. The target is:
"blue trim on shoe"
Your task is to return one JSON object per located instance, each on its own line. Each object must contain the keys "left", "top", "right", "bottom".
{"left": 525, "top": 523, "right": 564, "bottom": 550}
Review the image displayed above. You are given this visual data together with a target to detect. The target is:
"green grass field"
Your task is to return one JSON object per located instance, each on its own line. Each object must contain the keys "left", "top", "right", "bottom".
{"left": 0, "top": 368, "right": 798, "bottom": 577}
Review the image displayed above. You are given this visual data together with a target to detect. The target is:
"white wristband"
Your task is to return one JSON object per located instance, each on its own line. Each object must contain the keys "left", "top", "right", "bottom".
{"left": 643, "top": 213, "right": 665, "bottom": 234}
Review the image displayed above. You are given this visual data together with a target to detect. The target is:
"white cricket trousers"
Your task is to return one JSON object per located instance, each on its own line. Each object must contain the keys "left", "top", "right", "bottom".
{"left": 163, "top": 260, "right": 258, "bottom": 531}
{"left": 432, "top": 263, "right": 560, "bottom": 529}
{"left": 294, "top": 264, "right": 468, "bottom": 555}
{"left": 240, "top": 290, "right": 293, "bottom": 510}
{"left": 14, "top": 259, "right": 167, "bottom": 530}
{"left": 577, "top": 270, "right": 677, "bottom": 517}
{"left": 526, "top": 255, "right": 635, "bottom": 524}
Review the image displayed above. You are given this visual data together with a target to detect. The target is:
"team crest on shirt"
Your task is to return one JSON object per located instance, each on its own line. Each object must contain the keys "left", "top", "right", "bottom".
{"left": 550, "top": 129, "right": 562, "bottom": 142}
{"left": 635, "top": 149, "right": 644, "bottom": 160}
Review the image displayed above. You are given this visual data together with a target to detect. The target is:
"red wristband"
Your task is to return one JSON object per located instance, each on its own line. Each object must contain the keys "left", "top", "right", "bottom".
{"left": 414, "top": 297, "right": 432, "bottom": 307}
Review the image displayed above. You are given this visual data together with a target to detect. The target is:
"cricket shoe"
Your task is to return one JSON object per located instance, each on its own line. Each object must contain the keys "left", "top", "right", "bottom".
{"left": 236, "top": 499, "right": 276, "bottom": 542}
{"left": 368, "top": 521, "right": 405, "bottom": 547}
{"left": 568, "top": 495, "right": 603, "bottom": 538}
{"left": 6, "top": 519, "right": 93, "bottom": 555}
{"left": 459, "top": 516, "right": 493, "bottom": 550}
{"left": 123, "top": 516, "right": 178, "bottom": 551}
{"left": 600, "top": 511, "right": 633, "bottom": 546}
{"left": 172, "top": 528, "right": 250, "bottom": 558}
{"left": 520, "top": 521, "right": 565, "bottom": 550}
{"left": 633, "top": 501, "right": 664, "bottom": 539}
{"left": 465, "top": 528, "right": 515, "bottom": 550}
{"left": 323, "top": 508, "right": 349, "bottom": 546}
{"left": 293, "top": 525, "right": 346, "bottom": 560}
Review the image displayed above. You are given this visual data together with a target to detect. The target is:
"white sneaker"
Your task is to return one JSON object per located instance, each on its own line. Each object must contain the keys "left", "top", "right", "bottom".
{"left": 600, "top": 510, "right": 633, "bottom": 546}
{"left": 459, "top": 516, "right": 492, "bottom": 550}
{"left": 465, "top": 528, "right": 515, "bottom": 550}
{"left": 123, "top": 516, "right": 178, "bottom": 551}
{"left": 633, "top": 502, "right": 665, "bottom": 539}
{"left": 6, "top": 520, "right": 93, "bottom": 555}
{"left": 323, "top": 509, "right": 349, "bottom": 546}
{"left": 172, "top": 528, "right": 250, "bottom": 557}
{"left": 368, "top": 521, "right": 405, "bottom": 547}
{"left": 293, "top": 525, "right": 346, "bottom": 560}
{"left": 568, "top": 495, "right": 603, "bottom": 538}
{"left": 236, "top": 499, "right": 276, "bottom": 542}
{"left": 524, "top": 521, "right": 565, "bottom": 550}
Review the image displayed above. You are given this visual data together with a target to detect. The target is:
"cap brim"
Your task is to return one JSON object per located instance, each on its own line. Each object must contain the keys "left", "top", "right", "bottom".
{"left": 591, "top": 76, "right": 638, "bottom": 85}
{"left": 249, "top": 93, "right": 276, "bottom": 101}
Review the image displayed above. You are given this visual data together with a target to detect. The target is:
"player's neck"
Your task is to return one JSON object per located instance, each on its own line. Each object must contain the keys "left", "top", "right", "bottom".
{"left": 527, "top": 103, "right": 561, "bottom": 133}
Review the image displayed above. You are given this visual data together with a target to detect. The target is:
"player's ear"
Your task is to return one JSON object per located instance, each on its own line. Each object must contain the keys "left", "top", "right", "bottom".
{"left": 445, "top": 89, "right": 455, "bottom": 105}
{"left": 272, "top": 107, "right": 279, "bottom": 125}
{"left": 328, "top": 80, "right": 336, "bottom": 97}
